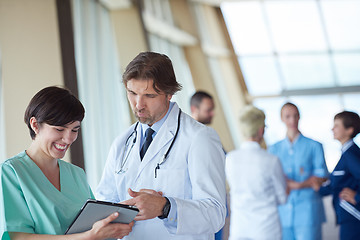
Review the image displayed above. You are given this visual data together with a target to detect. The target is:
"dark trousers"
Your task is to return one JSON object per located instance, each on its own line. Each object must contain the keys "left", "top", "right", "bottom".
{"left": 340, "top": 220, "right": 360, "bottom": 240}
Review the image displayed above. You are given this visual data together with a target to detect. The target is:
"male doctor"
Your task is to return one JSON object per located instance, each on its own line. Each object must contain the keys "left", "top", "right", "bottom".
{"left": 96, "top": 52, "right": 226, "bottom": 240}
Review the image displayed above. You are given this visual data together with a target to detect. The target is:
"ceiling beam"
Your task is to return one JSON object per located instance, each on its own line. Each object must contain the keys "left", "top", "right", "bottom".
{"left": 142, "top": 11, "right": 197, "bottom": 46}
{"left": 99, "top": 0, "right": 132, "bottom": 10}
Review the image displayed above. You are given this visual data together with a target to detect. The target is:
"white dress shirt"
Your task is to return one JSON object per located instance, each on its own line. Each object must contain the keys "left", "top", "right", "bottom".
{"left": 226, "top": 141, "right": 287, "bottom": 240}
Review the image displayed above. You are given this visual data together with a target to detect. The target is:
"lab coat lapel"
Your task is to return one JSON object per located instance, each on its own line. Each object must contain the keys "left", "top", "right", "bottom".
{"left": 136, "top": 104, "right": 179, "bottom": 177}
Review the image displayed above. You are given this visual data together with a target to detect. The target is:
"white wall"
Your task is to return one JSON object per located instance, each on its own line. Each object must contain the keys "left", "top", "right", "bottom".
{"left": 0, "top": 0, "right": 64, "bottom": 159}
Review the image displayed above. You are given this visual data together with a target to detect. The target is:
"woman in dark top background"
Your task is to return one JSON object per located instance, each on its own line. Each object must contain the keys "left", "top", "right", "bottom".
{"left": 313, "top": 111, "right": 360, "bottom": 240}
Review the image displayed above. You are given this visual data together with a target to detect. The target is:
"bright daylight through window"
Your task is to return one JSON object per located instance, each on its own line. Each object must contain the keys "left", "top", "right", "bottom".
{"left": 221, "top": 0, "right": 360, "bottom": 172}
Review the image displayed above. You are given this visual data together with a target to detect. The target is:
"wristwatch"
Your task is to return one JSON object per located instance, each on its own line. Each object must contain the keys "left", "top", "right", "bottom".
{"left": 158, "top": 197, "right": 171, "bottom": 219}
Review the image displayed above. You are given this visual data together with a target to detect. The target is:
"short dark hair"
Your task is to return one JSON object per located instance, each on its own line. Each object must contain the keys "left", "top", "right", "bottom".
{"left": 334, "top": 111, "right": 360, "bottom": 138}
{"left": 122, "top": 52, "right": 182, "bottom": 95}
{"left": 190, "top": 91, "right": 213, "bottom": 108}
{"left": 24, "top": 86, "right": 85, "bottom": 139}
{"left": 281, "top": 102, "right": 300, "bottom": 117}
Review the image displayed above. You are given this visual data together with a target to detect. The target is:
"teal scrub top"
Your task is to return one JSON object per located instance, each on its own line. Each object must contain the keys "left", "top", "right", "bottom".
{"left": 269, "top": 134, "right": 328, "bottom": 228}
{"left": 0, "top": 151, "right": 94, "bottom": 239}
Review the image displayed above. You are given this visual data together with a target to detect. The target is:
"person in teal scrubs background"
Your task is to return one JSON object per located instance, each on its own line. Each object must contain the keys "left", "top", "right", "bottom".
{"left": 269, "top": 102, "right": 328, "bottom": 240}
{"left": 0, "top": 86, "right": 133, "bottom": 240}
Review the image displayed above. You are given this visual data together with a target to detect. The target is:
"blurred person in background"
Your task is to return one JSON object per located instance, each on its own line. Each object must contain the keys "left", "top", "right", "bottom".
{"left": 190, "top": 90, "right": 227, "bottom": 240}
{"left": 313, "top": 111, "right": 360, "bottom": 240}
{"left": 190, "top": 90, "right": 215, "bottom": 125}
{"left": 269, "top": 102, "right": 328, "bottom": 240}
{"left": 226, "top": 105, "right": 287, "bottom": 240}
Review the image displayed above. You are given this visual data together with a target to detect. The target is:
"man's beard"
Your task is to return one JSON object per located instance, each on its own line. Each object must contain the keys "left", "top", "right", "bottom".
{"left": 199, "top": 116, "right": 212, "bottom": 125}
{"left": 134, "top": 111, "right": 154, "bottom": 125}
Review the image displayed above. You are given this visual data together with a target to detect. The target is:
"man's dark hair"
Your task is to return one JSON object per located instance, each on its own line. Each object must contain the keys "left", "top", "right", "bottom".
{"left": 190, "top": 91, "right": 213, "bottom": 108}
{"left": 122, "top": 52, "right": 182, "bottom": 95}
{"left": 334, "top": 111, "right": 360, "bottom": 138}
{"left": 24, "top": 86, "right": 85, "bottom": 139}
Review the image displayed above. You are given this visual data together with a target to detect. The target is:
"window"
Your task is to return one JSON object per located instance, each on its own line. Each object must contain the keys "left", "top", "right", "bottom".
{"left": 72, "top": 0, "right": 131, "bottom": 189}
{"left": 143, "top": 0, "right": 195, "bottom": 113}
{"left": 222, "top": 0, "right": 360, "bottom": 171}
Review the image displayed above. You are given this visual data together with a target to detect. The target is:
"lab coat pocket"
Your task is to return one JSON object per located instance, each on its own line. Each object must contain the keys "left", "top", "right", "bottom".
{"left": 154, "top": 168, "right": 186, "bottom": 198}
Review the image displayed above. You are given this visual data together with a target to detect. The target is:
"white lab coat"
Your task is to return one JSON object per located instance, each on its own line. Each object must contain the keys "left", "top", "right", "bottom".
{"left": 226, "top": 141, "right": 287, "bottom": 240}
{"left": 96, "top": 103, "right": 226, "bottom": 240}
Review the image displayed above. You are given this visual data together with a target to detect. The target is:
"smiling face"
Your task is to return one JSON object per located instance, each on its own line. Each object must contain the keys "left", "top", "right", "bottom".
{"left": 31, "top": 117, "right": 80, "bottom": 161}
{"left": 126, "top": 78, "right": 172, "bottom": 126}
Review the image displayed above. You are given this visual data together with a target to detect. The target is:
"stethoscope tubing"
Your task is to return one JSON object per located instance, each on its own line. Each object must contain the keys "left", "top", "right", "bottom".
{"left": 115, "top": 109, "right": 181, "bottom": 174}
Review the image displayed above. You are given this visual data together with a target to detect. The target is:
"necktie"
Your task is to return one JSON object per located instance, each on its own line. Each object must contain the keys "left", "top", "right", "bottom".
{"left": 140, "top": 128, "right": 155, "bottom": 160}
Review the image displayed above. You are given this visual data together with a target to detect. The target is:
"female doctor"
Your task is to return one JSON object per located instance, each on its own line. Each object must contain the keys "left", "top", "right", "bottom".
{"left": 0, "top": 86, "right": 133, "bottom": 240}
{"left": 226, "top": 105, "right": 287, "bottom": 240}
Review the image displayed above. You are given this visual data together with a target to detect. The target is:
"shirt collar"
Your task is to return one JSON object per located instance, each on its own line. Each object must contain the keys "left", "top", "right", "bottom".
{"left": 141, "top": 101, "right": 175, "bottom": 138}
{"left": 285, "top": 132, "right": 302, "bottom": 145}
{"left": 342, "top": 139, "right": 354, "bottom": 153}
{"left": 241, "top": 141, "right": 261, "bottom": 149}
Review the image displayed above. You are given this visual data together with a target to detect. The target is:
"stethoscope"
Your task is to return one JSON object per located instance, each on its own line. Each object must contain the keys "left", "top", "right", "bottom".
{"left": 115, "top": 109, "right": 181, "bottom": 178}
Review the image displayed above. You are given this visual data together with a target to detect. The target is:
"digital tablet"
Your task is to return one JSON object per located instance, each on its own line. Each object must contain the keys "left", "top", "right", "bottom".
{"left": 65, "top": 199, "right": 139, "bottom": 235}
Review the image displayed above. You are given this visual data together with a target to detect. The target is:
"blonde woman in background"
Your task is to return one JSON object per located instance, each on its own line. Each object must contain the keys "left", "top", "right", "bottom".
{"left": 226, "top": 105, "right": 287, "bottom": 240}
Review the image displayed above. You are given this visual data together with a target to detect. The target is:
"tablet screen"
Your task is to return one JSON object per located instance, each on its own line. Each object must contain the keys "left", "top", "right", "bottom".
{"left": 65, "top": 199, "right": 139, "bottom": 235}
